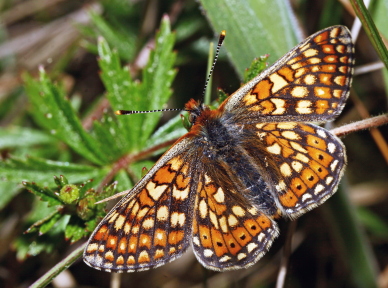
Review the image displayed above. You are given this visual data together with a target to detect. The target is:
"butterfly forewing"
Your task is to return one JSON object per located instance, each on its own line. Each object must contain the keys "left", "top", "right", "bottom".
{"left": 223, "top": 25, "right": 354, "bottom": 123}
{"left": 84, "top": 140, "right": 195, "bottom": 272}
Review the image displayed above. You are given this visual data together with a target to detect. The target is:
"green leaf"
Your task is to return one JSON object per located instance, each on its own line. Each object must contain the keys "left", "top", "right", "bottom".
{"left": 87, "top": 11, "right": 137, "bottom": 61}
{"left": 244, "top": 55, "right": 269, "bottom": 82}
{"left": 0, "top": 156, "right": 107, "bottom": 187}
{"left": 23, "top": 69, "right": 107, "bottom": 165}
{"left": 0, "top": 127, "right": 56, "bottom": 149}
{"left": 23, "top": 182, "right": 63, "bottom": 206}
{"left": 65, "top": 216, "right": 88, "bottom": 243}
{"left": 199, "top": 0, "right": 300, "bottom": 77}
{"left": 145, "top": 113, "right": 186, "bottom": 151}
{"left": 100, "top": 16, "right": 177, "bottom": 152}
{"left": 357, "top": 207, "right": 388, "bottom": 238}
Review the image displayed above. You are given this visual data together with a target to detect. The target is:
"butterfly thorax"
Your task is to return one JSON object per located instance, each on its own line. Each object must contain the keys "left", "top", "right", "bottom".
{"left": 186, "top": 100, "right": 279, "bottom": 216}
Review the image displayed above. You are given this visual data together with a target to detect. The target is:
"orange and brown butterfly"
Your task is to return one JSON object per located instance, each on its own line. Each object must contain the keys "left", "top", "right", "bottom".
{"left": 83, "top": 25, "right": 354, "bottom": 272}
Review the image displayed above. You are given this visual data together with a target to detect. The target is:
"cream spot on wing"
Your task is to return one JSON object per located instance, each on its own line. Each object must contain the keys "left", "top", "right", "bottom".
{"left": 204, "top": 249, "right": 214, "bottom": 257}
{"left": 147, "top": 181, "right": 167, "bottom": 201}
{"left": 258, "top": 232, "right": 266, "bottom": 242}
{"left": 142, "top": 218, "right": 154, "bottom": 229}
{"left": 170, "top": 212, "right": 179, "bottom": 227}
{"left": 237, "top": 253, "right": 247, "bottom": 260}
{"left": 193, "top": 236, "right": 200, "bottom": 246}
{"left": 326, "top": 176, "right": 334, "bottom": 185}
{"left": 296, "top": 100, "right": 313, "bottom": 114}
{"left": 304, "top": 74, "right": 316, "bottom": 85}
{"left": 302, "top": 193, "right": 312, "bottom": 202}
{"left": 290, "top": 141, "right": 308, "bottom": 153}
{"left": 256, "top": 123, "right": 266, "bottom": 129}
{"left": 317, "top": 129, "right": 327, "bottom": 138}
{"left": 213, "top": 188, "right": 225, "bottom": 203}
{"left": 314, "top": 184, "right": 325, "bottom": 194}
{"left": 157, "top": 206, "right": 169, "bottom": 221}
{"left": 232, "top": 206, "right": 245, "bottom": 217}
{"left": 328, "top": 142, "right": 336, "bottom": 153}
{"left": 267, "top": 143, "right": 281, "bottom": 155}
{"left": 333, "top": 89, "right": 342, "bottom": 98}
{"left": 219, "top": 216, "right": 228, "bottom": 233}
{"left": 277, "top": 123, "right": 297, "bottom": 129}
{"left": 219, "top": 255, "right": 231, "bottom": 262}
{"left": 276, "top": 180, "right": 287, "bottom": 191}
{"left": 295, "top": 153, "right": 309, "bottom": 163}
{"left": 304, "top": 48, "right": 318, "bottom": 57}
{"left": 199, "top": 199, "right": 207, "bottom": 219}
{"left": 137, "top": 208, "right": 148, "bottom": 219}
{"left": 114, "top": 214, "right": 126, "bottom": 230}
{"left": 124, "top": 222, "right": 131, "bottom": 234}
{"left": 132, "top": 225, "right": 139, "bottom": 234}
{"left": 330, "top": 160, "right": 339, "bottom": 171}
{"left": 291, "top": 86, "right": 308, "bottom": 98}
{"left": 291, "top": 161, "right": 303, "bottom": 172}
{"left": 280, "top": 163, "right": 292, "bottom": 177}
{"left": 172, "top": 186, "right": 189, "bottom": 200}
{"left": 269, "top": 73, "right": 288, "bottom": 93}
{"left": 271, "top": 98, "right": 286, "bottom": 115}
{"left": 282, "top": 131, "right": 300, "bottom": 140}
{"left": 156, "top": 231, "right": 164, "bottom": 240}
{"left": 86, "top": 243, "right": 98, "bottom": 253}
{"left": 248, "top": 207, "right": 258, "bottom": 215}
{"left": 228, "top": 215, "right": 238, "bottom": 227}
{"left": 209, "top": 210, "right": 219, "bottom": 229}
{"left": 247, "top": 242, "right": 258, "bottom": 253}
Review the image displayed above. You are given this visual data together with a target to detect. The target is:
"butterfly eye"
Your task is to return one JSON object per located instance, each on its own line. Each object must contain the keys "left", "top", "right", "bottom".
{"left": 189, "top": 113, "right": 197, "bottom": 124}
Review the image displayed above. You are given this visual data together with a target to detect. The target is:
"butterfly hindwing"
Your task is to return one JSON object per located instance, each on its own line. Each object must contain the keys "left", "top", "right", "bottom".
{"left": 191, "top": 172, "right": 279, "bottom": 271}
{"left": 244, "top": 122, "right": 346, "bottom": 218}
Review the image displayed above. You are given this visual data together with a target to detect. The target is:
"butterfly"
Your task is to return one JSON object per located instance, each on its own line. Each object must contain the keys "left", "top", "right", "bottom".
{"left": 83, "top": 25, "right": 354, "bottom": 272}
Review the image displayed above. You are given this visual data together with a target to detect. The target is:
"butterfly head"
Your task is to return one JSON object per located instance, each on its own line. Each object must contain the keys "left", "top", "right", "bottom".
{"left": 184, "top": 98, "right": 210, "bottom": 125}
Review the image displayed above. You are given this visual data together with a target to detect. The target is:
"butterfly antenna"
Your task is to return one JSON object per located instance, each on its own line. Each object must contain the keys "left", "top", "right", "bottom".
{"left": 201, "top": 30, "right": 226, "bottom": 104}
{"left": 115, "top": 108, "right": 181, "bottom": 115}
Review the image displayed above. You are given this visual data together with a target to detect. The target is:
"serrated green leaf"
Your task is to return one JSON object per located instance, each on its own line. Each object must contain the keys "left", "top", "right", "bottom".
{"left": 244, "top": 55, "right": 269, "bottom": 82}
{"left": 0, "top": 156, "right": 108, "bottom": 187}
{"left": 39, "top": 212, "right": 63, "bottom": 235}
{"left": 88, "top": 11, "right": 137, "bottom": 61}
{"left": 0, "top": 127, "right": 56, "bottom": 149}
{"left": 100, "top": 17, "right": 177, "bottom": 152}
{"left": 91, "top": 113, "right": 128, "bottom": 161}
{"left": 23, "top": 182, "right": 63, "bottom": 206}
{"left": 23, "top": 70, "right": 107, "bottom": 165}
{"left": 199, "top": 0, "right": 299, "bottom": 77}
{"left": 65, "top": 216, "right": 88, "bottom": 243}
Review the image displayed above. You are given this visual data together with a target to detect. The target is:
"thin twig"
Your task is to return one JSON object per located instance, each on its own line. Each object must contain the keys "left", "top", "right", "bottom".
{"left": 331, "top": 114, "right": 388, "bottom": 138}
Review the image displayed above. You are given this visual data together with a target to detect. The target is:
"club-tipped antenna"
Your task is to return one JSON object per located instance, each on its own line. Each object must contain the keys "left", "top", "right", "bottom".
{"left": 201, "top": 30, "right": 226, "bottom": 103}
{"left": 115, "top": 108, "right": 181, "bottom": 115}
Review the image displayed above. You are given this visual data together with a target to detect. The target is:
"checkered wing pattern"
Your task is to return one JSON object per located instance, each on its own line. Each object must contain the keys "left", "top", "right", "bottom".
{"left": 245, "top": 122, "right": 346, "bottom": 218}
{"left": 192, "top": 172, "right": 278, "bottom": 271}
{"left": 84, "top": 140, "right": 195, "bottom": 272}
{"left": 223, "top": 25, "right": 354, "bottom": 123}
